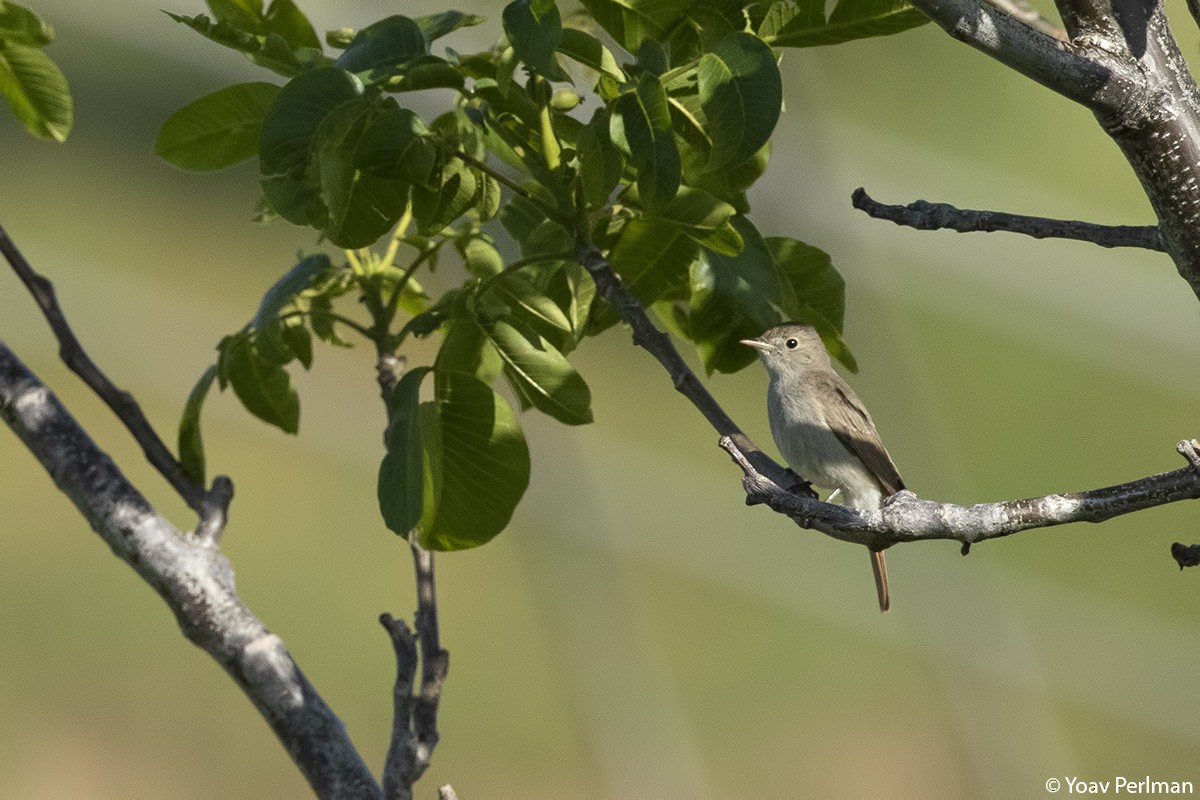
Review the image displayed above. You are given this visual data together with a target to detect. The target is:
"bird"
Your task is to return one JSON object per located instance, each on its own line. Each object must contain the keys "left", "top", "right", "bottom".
{"left": 742, "top": 323, "right": 904, "bottom": 611}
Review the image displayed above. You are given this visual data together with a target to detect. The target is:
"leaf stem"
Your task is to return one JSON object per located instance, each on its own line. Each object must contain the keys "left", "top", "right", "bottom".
{"left": 280, "top": 309, "right": 375, "bottom": 341}
{"left": 381, "top": 202, "right": 414, "bottom": 269}
{"left": 384, "top": 243, "right": 439, "bottom": 327}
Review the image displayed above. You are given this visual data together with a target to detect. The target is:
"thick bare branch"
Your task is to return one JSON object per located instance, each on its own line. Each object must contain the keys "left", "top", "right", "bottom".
{"left": 907, "top": 0, "right": 1200, "bottom": 300}
{"left": 986, "top": 0, "right": 1068, "bottom": 40}
{"left": 852, "top": 187, "right": 1164, "bottom": 250}
{"left": 905, "top": 0, "right": 1121, "bottom": 106}
{"left": 0, "top": 224, "right": 211, "bottom": 513}
{"left": 721, "top": 435, "right": 1200, "bottom": 550}
{"left": 0, "top": 341, "right": 382, "bottom": 800}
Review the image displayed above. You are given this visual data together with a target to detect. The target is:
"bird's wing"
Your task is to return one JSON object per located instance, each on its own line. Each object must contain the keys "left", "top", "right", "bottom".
{"left": 819, "top": 373, "right": 905, "bottom": 496}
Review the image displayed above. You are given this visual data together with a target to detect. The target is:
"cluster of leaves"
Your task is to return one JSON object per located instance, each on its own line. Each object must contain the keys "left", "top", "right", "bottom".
{"left": 159, "top": 0, "right": 928, "bottom": 550}
{"left": 0, "top": 1, "right": 71, "bottom": 141}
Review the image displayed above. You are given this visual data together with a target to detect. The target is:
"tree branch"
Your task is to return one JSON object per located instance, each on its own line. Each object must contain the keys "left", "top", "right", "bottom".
{"left": 721, "top": 435, "right": 1200, "bottom": 550}
{"left": 0, "top": 341, "right": 382, "bottom": 799}
{"left": 907, "top": 0, "right": 1200, "bottom": 300}
{"left": 0, "top": 224, "right": 212, "bottom": 514}
{"left": 574, "top": 244, "right": 796, "bottom": 491}
{"left": 905, "top": 0, "right": 1121, "bottom": 106}
{"left": 376, "top": 354, "right": 449, "bottom": 800}
{"left": 985, "top": 0, "right": 1068, "bottom": 41}
{"left": 380, "top": 546, "right": 449, "bottom": 800}
{"left": 575, "top": 240, "right": 1200, "bottom": 575}
{"left": 851, "top": 187, "right": 1165, "bottom": 250}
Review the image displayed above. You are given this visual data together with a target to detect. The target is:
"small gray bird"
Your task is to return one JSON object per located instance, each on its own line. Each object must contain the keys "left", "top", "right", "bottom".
{"left": 742, "top": 323, "right": 903, "bottom": 611}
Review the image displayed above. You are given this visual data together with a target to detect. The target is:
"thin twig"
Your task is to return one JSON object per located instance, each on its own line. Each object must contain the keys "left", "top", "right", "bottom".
{"left": 410, "top": 540, "right": 449, "bottom": 763}
{"left": 376, "top": 350, "right": 448, "bottom": 798}
{"left": 412, "top": 537, "right": 451, "bottom": 777}
{"left": 0, "top": 224, "right": 210, "bottom": 511}
{"left": 851, "top": 188, "right": 1165, "bottom": 250}
{"left": 379, "top": 545, "right": 449, "bottom": 799}
{"left": 381, "top": 612, "right": 419, "bottom": 800}
{"left": 384, "top": 244, "right": 439, "bottom": 326}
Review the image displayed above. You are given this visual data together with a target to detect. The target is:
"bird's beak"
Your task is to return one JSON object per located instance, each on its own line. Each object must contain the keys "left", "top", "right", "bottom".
{"left": 740, "top": 338, "right": 773, "bottom": 352}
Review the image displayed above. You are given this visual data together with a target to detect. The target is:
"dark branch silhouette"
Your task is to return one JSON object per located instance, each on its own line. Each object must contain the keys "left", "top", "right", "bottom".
{"left": 851, "top": 188, "right": 1164, "bottom": 251}
{"left": 0, "top": 223, "right": 215, "bottom": 515}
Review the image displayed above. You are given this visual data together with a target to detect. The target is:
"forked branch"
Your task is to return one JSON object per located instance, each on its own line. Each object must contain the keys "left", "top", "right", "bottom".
{"left": 0, "top": 224, "right": 217, "bottom": 516}
{"left": 852, "top": 188, "right": 1165, "bottom": 251}
{"left": 0, "top": 341, "right": 382, "bottom": 798}
{"left": 575, "top": 244, "right": 1200, "bottom": 563}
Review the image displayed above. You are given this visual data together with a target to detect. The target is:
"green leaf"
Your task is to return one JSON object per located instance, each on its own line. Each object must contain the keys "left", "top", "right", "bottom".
{"left": 264, "top": 0, "right": 320, "bottom": 50}
{"left": 156, "top": 82, "right": 279, "bottom": 171}
{"left": 502, "top": 0, "right": 563, "bottom": 75}
{"left": 0, "top": 2, "right": 54, "bottom": 46}
{"left": 611, "top": 217, "right": 699, "bottom": 305}
{"left": 590, "top": 217, "right": 698, "bottom": 331}
{"left": 333, "top": 15, "right": 426, "bottom": 74}
{"left": 203, "top": 1, "right": 320, "bottom": 51}
{"left": 544, "top": 261, "right": 595, "bottom": 348}
{"left": 652, "top": 186, "right": 742, "bottom": 255}
{"left": 166, "top": 12, "right": 327, "bottom": 76}
{"left": 687, "top": 215, "right": 797, "bottom": 374}
{"left": 412, "top": 157, "right": 481, "bottom": 235}
{"left": 251, "top": 253, "right": 331, "bottom": 330}
{"left": 691, "top": 140, "right": 770, "bottom": 212}
{"left": 418, "top": 369, "right": 530, "bottom": 550}
{"left": 415, "top": 11, "right": 486, "bottom": 46}
{"left": 765, "top": 236, "right": 845, "bottom": 330}
{"left": 313, "top": 99, "right": 433, "bottom": 246}
{"left": 557, "top": 27, "right": 626, "bottom": 84}
{"left": 178, "top": 364, "right": 218, "bottom": 485}
{"left": 281, "top": 315, "right": 313, "bottom": 368}
{"left": 220, "top": 333, "right": 300, "bottom": 433}
{"left": 206, "top": 0, "right": 262, "bottom": 30}
{"left": 759, "top": 0, "right": 929, "bottom": 47}
{"left": 436, "top": 315, "right": 503, "bottom": 382}
{"left": 458, "top": 233, "right": 505, "bottom": 278}
{"left": 576, "top": 107, "right": 623, "bottom": 209}
{"left": 378, "top": 55, "right": 465, "bottom": 92}
{"left": 612, "top": 73, "right": 679, "bottom": 211}
{"left": 498, "top": 191, "right": 547, "bottom": 244}
{"left": 698, "top": 32, "right": 781, "bottom": 173}
{"left": 576, "top": 0, "right": 691, "bottom": 54}
{"left": 0, "top": 41, "right": 71, "bottom": 141}
{"left": 378, "top": 366, "right": 431, "bottom": 536}
{"left": 487, "top": 320, "right": 593, "bottom": 424}
{"left": 259, "top": 67, "right": 363, "bottom": 226}
{"left": 483, "top": 270, "right": 573, "bottom": 337}
{"left": 801, "top": 304, "right": 858, "bottom": 372}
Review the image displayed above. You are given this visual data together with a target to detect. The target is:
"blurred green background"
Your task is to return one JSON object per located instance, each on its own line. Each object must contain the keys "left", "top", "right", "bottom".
{"left": 3, "top": 1, "right": 1200, "bottom": 797}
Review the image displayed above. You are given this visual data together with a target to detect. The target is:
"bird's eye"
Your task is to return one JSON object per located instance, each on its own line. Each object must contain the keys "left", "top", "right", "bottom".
{"left": 785, "top": 338, "right": 799, "bottom": 349}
